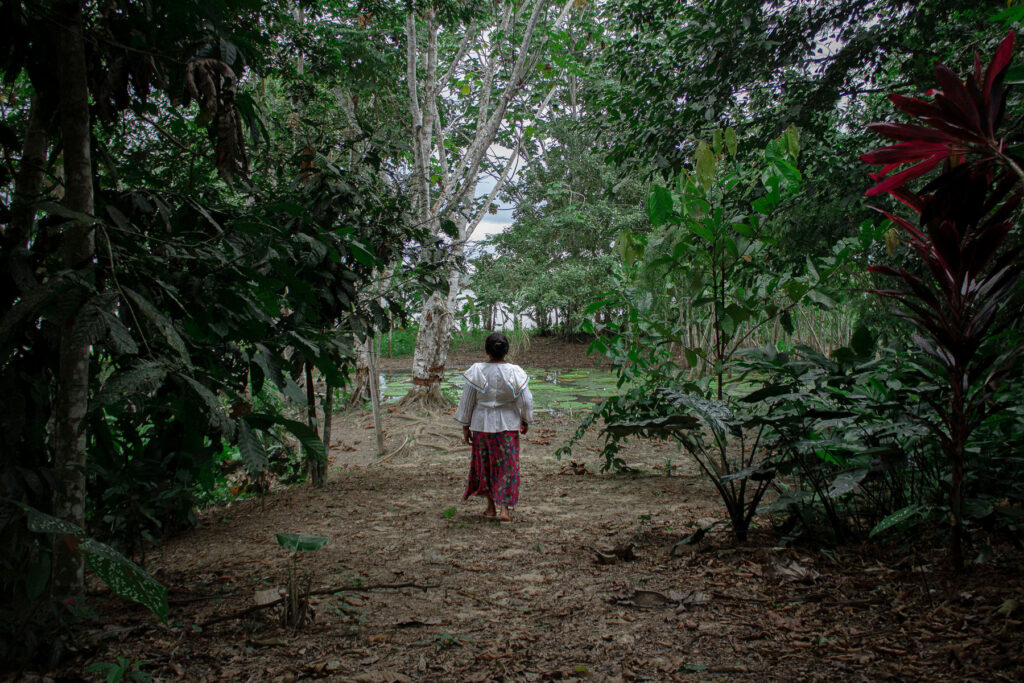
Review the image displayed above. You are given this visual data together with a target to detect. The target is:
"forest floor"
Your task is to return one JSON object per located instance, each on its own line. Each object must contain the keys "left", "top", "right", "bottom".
{"left": 49, "top": 341, "right": 1024, "bottom": 682}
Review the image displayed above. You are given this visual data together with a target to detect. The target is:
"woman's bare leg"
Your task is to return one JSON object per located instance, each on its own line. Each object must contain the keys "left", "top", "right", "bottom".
{"left": 485, "top": 497, "right": 497, "bottom": 517}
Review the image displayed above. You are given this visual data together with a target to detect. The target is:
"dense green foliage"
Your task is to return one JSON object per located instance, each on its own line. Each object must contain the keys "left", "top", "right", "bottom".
{"left": 560, "top": 15, "right": 1024, "bottom": 560}
{"left": 469, "top": 120, "right": 646, "bottom": 335}
{"left": 1, "top": 0, "right": 1023, "bottom": 670}
{"left": 0, "top": 0, "right": 442, "bottom": 665}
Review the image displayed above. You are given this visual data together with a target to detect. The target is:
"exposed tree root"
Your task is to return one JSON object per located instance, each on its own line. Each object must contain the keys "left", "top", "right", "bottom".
{"left": 396, "top": 384, "right": 453, "bottom": 413}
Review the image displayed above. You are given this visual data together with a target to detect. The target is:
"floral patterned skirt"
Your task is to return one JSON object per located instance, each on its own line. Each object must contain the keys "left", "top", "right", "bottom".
{"left": 463, "top": 430, "right": 520, "bottom": 507}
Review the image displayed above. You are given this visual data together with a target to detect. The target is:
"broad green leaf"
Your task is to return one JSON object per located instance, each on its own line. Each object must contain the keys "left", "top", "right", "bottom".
{"left": 25, "top": 552, "right": 50, "bottom": 601}
{"left": 712, "top": 129, "right": 723, "bottom": 156}
{"left": 827, "top": 468, "right": 868, "bottom": 498}
{"left": 253, "top": 346, "right": 306, "bottom": 404}
{"left": 276, "top": 533, "right": 329, "bottom": 552}
{"left": 725, "top": 127, "right": 737, "bottom": 156}
{"left": 647, "top": 185, "right": 673, "bottom": 227}
{"left": 695, "top": 141, "right": 716, "bottom": 190}
{"left": 751, "top": 195, "right": 774, "bottom": 215}
{"left": 720, "top": 463, "right": 775, "bottom": 482}
{"left": 659, "top": 390, "right": 741, "bottom": 437}
{"left": 869, "top": 504, "right": 925, "bottom": 538}
{"left": 238, "top": 419, "right": 270, "bottom": 476}
{"left": 92, "top": 360, "right": 167, "bottom": 411}
{"left": 248, "top": 413, "right": 327, "bottom": 462}
{"left": 349, "top": 239, "right": 379, "bottom": 268}
{"left": 179, "top": 374, "right": 232, "bottom": 435}
{"left": 780, "top": 310, "right": 794, "bottom": 334}
{"left": 82, "top": 537, "right": 169, "bottom": 623}
{"left": 850, "top": 325, "right": 875, "bottom": 357}
{"left": 101, "top": 311, "right": 139, "bottom": 355}
{"left": 18, "top": 503, "right": 168, "bottom": 623}
{"left": 606, "top": 414, "right": 700, "bottom": 437}
{"left": 687, "top": 220, "right": 714, "bottom": 242}
{"left": 783, "top": 124, "right": 800, "bottom": 157}
{"left": 123, "top": 287, "right": 191, "bottom": 368}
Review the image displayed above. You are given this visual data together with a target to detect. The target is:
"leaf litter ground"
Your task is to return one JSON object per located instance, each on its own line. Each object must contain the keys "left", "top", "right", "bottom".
{"left": 47, "top": 346, "right": 1024, "bottom": 681}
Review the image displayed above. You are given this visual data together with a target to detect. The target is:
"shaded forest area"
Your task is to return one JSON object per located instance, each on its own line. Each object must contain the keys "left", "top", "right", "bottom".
{"left": 2, "top": 0, "right": 1024, "bottom": 680}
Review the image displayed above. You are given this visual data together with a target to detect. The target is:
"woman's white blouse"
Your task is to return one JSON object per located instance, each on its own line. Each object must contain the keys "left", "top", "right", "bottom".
{"left": 454, "top": 362, "right": 534, "bottom": 433}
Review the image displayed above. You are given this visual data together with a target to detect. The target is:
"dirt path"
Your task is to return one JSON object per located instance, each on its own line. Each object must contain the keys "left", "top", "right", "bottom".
{"left": 63, "top": 408, "right": 1024, "bottom": 682}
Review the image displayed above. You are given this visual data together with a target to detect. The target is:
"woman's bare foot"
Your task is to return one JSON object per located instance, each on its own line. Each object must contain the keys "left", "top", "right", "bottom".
{"left": 499, "top": 507, "right": 512, "bottom": 523}
{"left": 484, "top": 498, "right": 497, "bottom": 518}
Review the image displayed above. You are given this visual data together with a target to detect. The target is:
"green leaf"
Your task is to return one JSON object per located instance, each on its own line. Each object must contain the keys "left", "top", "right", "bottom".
{"left": 606, "top": 414, "right": 701, "bottom": 437}
{"left": 1004, "top": 63, "right": 1024, "bottom": 85}
{"left": 349, "top": 239, "right": 378, "bottom": 268}
{"left": 247, "top": 413, "right": 327, "bottom": 462}
{"left": 869, "top": 504, "right": 925, "bottom": 538}
{"left": 725, "top": 127, "right": 737, "bottom": 157}
{"left": 712, "top": 129, "right": 723, "bottom": 157}
{"left": 659, "top": 390, "right": 741, "bottom": 437}
{"left": 122, "top": 287, "right": 191, "bottom": 368}
{"left": 253, "top": 346, "right": 306, "bottom": 404}
{"left": 92, "top": 360, "right": 167, "bottom": 411}
{"left": 990, "top": 5, "right": 1024, "bottom": 26}
{"left": 780, "top": 310, "right": 794, "bottom": 334}
{"left": 687, "top": 220, "right": 714, "bottom": 242}
{"left": 647, "top": 185, "right": 673, "bottom": 227}
{"left": 17, "top": 503, "right": 168, "bottom": 623}
{"left": 783, "top": 124, "right": 800, "bottom": 157}
{"left": 179, "top": 374, "right": 232, "bottom": 435}
{"left": 276, "top": 533, "right": 329, "bottom": 552}
{"left": 238, "top": 419, "right": 270, "bottom": 476}
{"left": 81, "top": 537, "right": 169, "bottom": 623}
{"left": 827, "top": 468, "right": 868, "bottom": 498}
{"left": 751, "top": 195, "right": 774, "bottom": 215}
{"left": 101, "top": 311, "right": 139, "bottom": 355}
{"left": 695, "top": 141, "right": 716, "bottom": 190}
{"left": 850, "top": 325, "right": 875, "bottom": 357}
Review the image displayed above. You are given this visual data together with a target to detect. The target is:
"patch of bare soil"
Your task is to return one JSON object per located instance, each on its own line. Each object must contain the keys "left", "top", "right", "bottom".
{"left": 55, "top": 408, "right": 1024, "bottom": 682}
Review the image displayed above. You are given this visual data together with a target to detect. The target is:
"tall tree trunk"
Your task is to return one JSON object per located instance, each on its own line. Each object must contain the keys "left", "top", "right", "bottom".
{"left": 52, "top": 1, "right": 95, "bottom": 596}
{"left": 346, "top": 339, "right": 373, "bottom": 408}
{"left": 321, "top": 380, "right": 333, "bottom": 454}
{"left": 304, "top": 362, "right": 326, "bottom": 486}
{"left": 402, "top": 268, "right": 460, "bottom": 409}
{"left": 366, "top": 338, "right": 385, "bottom": 456}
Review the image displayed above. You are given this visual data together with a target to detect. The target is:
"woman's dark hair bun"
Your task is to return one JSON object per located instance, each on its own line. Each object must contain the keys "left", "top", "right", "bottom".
{"left": 485, "top": 332, "right": 510, "bottom": 360}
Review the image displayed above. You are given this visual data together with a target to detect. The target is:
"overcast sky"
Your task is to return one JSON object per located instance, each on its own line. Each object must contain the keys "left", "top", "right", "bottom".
{"left": 468, "top": 145, "right": 520, "bottom": 243}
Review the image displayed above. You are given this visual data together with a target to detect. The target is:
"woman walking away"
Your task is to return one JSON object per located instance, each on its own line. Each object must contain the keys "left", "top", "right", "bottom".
{"left": 454, "top": 332, "right": 534, "bottom": 522}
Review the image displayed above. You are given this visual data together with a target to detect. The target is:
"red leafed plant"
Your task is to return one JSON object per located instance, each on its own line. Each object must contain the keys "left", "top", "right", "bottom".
{"left": 861, "top": 31, "right": 1023, "bottom": 570}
